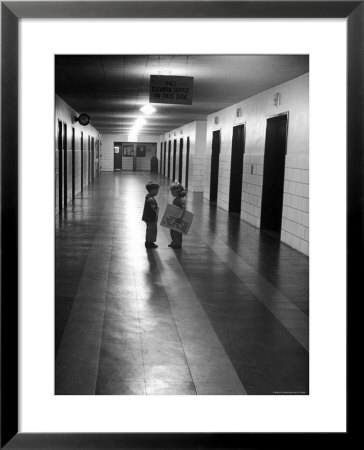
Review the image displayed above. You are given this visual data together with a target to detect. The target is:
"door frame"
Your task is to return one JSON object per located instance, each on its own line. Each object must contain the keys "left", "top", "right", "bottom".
{"left": 57, "top": 120, "right": 63, "bottom": 211}
{"left": 91, "top": 137, "right": 95, "bottom": 181}
{"left": 228, "top": 122, "right": 246, "bottom": 213}
{"left": 266, "top": 111, "right": 289, "bottom": 136}
{"left": 63, "top": 122, "right": 68, "bottom": 208}
{"left": 185, "top": 137, "right": 190, "bottom": 189}
{"left": 113, "top": 142, "right": 123, "bottom": 171}
{"left": 178, "top": 137, "right": 183, "bottom": 183}
{"left": 172, "top": 139, "right": 177, "bottom": 181}
{"left": 80, "top": 131, "right": 84, "bottom": 191}
{"left": 88, "top": 135, "right": 91, "bottom": 184}
{"left": 210, "top": 129, "right": 221, "bottom": 202}
{"left": 167, "top": 141, "right": 171, "bottom": 179}
{"left": 260, "top": 111, "right": 289, "bottom": 235}
{"left": 71, "top": 127, "right": 75, "bottom": 199}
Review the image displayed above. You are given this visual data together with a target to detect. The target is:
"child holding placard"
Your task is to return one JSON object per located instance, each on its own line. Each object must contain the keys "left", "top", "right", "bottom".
{"left": 168, "top": 180, "right": 186, "bottom": 249}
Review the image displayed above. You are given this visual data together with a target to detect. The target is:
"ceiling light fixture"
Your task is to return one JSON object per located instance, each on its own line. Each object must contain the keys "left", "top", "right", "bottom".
{"left": 140, "top": 104, "right": 156, "bottom": 115}
{"left": 130, "top": 126, "right": 140, "bottom": 135}
{"left": 135, "top": 117, "right": 147, "bottom": 126}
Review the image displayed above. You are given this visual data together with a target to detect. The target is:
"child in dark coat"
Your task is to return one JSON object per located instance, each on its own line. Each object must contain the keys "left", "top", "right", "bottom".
{"left": 142, "top": 181, "right": 159, "bottom": 249}
{"left": 168, "top": 180, "right": 186, "bottom": 249}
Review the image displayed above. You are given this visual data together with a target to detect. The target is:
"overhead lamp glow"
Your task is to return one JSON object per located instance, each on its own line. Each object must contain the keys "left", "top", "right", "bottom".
{"left": 131, "top": 123, "right": 141, "bottom": 130}
{"left": 135, "top": 117, "right": 147, "bottom": 126}
{"left": 128, "top": 134, "right": 137, "bottom": 142}
{"left": 140, "top": 104, "right": 156, "bottom": 115}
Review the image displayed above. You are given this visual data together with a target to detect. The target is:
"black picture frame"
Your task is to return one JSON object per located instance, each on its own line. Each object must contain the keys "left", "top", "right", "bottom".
{"left": 1, "top": 1, "right": 358, "bottom": 448}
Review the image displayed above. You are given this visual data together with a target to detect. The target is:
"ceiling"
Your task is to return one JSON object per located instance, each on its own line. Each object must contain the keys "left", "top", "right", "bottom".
{"left": 55, "top": 55, "right": 309, "bottom": 136}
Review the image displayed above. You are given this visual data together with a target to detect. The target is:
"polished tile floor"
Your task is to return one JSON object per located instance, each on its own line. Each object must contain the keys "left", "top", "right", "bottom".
{"left": 55, "top": 172, "right": 309, "bottom": 395}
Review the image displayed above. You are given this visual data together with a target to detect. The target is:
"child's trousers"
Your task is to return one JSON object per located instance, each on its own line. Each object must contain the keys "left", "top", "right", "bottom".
{"left": 146, "top": 221, "right": 157, "bottom": 243}
{"left": 170, "top": 229, "right": 182, "bottom": 246}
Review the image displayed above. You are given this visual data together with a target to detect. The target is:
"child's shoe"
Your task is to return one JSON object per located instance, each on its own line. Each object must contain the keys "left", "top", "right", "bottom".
{"left": 145, "top": 242, "right": 158, "bottom": 249}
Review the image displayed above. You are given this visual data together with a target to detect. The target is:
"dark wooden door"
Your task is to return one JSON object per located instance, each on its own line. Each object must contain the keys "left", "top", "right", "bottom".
{"left": 172, "top": 139, "right": 177, "bottom": 181}
{"left": 91, "top": 137, "right": 95, "bottom": 181}
{"left": 160, "top": 142, "right": 163, "bottom": 173}
{"left": 58, "top": 120, "right": 63, "bottom": 211}
{"left": 185, "top": 137, "right": 190, "bottom": 189}
{"left": 88, "top": 135, "right": 91, "bottom": 184}
{"left": 63, "top": 123, "right": 68, "bottom": 208}
{"left": 72, "top": 128, "right": 75, "bottom": 199}
{"left": 114, "top": 142, "right": 122, "bottom": 170}
{"left": 210, "top": 130, "right": 221, "bottom": 202}
{"left": 168, "top": 141, "right": 171, "bottom": 178}
{"left": 80, "top": 132, "right": 84, "bottom": 191}
{"left": 96, "top": 139, "right": 100, "bottom": 174}
{"left": 261, "top": 114, "right": 288, "bottom": 235}
{"left": 179, "top": 138, "right": 183, "bottom": 183}
{"left": 229, "top": 124, "right": 245, "bottom": 213}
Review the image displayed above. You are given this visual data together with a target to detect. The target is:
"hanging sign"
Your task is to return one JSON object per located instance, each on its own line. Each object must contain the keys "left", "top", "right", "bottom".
{"left": 149, "top": 75, "right": 194, "bottom": 105}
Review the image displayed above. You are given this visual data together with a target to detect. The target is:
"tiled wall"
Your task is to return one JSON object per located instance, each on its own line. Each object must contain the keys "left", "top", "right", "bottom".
{"left": 159, "top": 121, "right": 207, "bottom": 193}
{"left": 241, "top": 155, "right": 264, "bottom": 228}
{"left": 203, "top": 73, "right": 309, "bottom": 255}
{"left": 282, "top": 153, "right": 309, "bottom": 255}
{"left": 55, "top": 95, "right": 100, "bottom": 213}
{"left": 192, "top": 156, "right": 206, "bottom": 192}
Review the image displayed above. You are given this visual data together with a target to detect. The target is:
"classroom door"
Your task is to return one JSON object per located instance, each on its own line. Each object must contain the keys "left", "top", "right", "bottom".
{"left": 57, "top": 120, "right": 63, "bottom": 211}
{"left": 178, "top": 138, "right": 183, "bottom": 183}
{"left": 260, "top": 114, "right": 288, "bottom": 236}
{"left": 91, "top": 137, "right": 95, "bottom": 181}
{"left": 172, "top": 139, "right": 177, "bottom": 181}
{"left": 185, "top": 137, "right": 190, "bottom": 189}
{"left": 160, "top": 142, "right": 163, "bottom": 173}
{"left": 210, "top": 130, "right": 221, "bottom": 202}
{"left": 114, "top": 142, "right": 122, "bottom": 170}
{"left": 72, "top": 128, "right": 75, "bottom": 199}
{"left": 63, "top": 123, "right": 68, "bottom": 208}
{"left": 229, "top": 124, "right": 245, "bottom": 213}
{"left": 167, "top": 141, "right": 171, "bottom": 179}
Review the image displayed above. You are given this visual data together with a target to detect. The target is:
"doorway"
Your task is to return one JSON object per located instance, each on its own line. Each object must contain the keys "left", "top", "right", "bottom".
{"left": 81, "top": 132, "right": 84, "bottom": 191}
{"left": 163, "top": 142, "right": 167, "bottom": 176}
{"left": 167, "top": 141, "right": 171, "bottom": 178}
{"left": 91, "top": 137, "right": 95, "bottom": 181}
{"left": 179, "top": 138, "right": 183, "bottom": 183}
{"left": 63, "top": 123, "right": 68, "bottom": 208}
{"left": 114, "top": 142, "right": 123, "bottom": 170}
{"left": 210, "top": 130, "right": 221, "bottom": 202}
{"left": 96, "top": 138, "right": 100, "bottom": 174}
{"left": 185, "top": 137, "right": 190, "bottom": 189}
{"left": 72, "top": 127, "right": 75, "bottom": 199}
{"left": 160, "top": 142, "right": 163, "bottom": 173}
{"left": 260, "top": 113, "right": 288, "bottom": 236}
{"left": 88, "top": 135, "right": 91, "bottom": 184}
{"left": 229, "top": 124, "right": 245, "bottom": 213}
{"left": 57, "top": 120, "right": 63, "bottom": 211}
{"left": 172, "top": 139, "right": 177, "bottom": 181}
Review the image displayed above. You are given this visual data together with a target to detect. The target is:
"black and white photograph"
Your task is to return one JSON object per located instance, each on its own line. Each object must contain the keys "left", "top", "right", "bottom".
{"left": 1, "top": 0, "right": 355, "bottom": 445}
{"left": 55, "top": 54, "right": 309, "bottom": 396}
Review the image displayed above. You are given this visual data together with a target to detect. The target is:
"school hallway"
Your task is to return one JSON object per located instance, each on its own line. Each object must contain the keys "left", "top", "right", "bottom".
{"left": 55, "top": 171, "right": 309, "bottom": 395}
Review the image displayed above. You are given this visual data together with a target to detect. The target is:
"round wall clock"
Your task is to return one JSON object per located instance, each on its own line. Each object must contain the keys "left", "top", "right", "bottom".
{"left": 77, "top": 113, "right": 90, "bottom": 126}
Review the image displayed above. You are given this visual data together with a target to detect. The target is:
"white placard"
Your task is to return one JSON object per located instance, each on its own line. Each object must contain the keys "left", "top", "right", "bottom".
{"left": 160, "top": 203, "right": 194, "bottom": 234}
